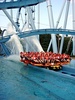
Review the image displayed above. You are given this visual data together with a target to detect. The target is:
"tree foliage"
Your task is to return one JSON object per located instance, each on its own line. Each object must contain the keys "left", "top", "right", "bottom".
{"left": 39, "top": 34, "right": 72, "bottom": 55}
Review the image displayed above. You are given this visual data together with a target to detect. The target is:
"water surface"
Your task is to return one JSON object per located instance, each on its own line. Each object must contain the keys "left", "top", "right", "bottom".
{"left": 0, "top": 55, "right": 75, "bottom": 100}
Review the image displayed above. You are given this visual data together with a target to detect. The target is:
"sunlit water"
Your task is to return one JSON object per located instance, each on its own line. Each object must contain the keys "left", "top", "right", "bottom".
{"left": 0, "top": 55, "right": 75, "bottom": 100}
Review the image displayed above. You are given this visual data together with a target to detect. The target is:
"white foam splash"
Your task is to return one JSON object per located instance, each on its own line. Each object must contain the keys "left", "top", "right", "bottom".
{"left": 6, "top": 55, "right": 20, "bottom": 62}
{"left": 6, "top": 34, "right": 24, "bottom": 55}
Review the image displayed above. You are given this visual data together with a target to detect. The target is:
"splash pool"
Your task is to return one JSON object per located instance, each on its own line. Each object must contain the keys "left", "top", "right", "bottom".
{"left": 0, "top": 56, "right": 75, "bottom": 100}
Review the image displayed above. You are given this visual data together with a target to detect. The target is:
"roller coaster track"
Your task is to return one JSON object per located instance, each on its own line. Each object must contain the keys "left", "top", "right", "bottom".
{"left": 0, "top": 28, "right": 75, "bottom": 43}
{"left": 0, "top": 0, "right": 45, "bottom": 9}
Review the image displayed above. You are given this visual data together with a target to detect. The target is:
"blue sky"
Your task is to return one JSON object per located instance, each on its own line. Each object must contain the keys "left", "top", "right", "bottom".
{"left": 0, "top": 0, "right": 73, "bottom": 30}
{"left": 37, "top": 0, "right": 73, "bottom": 29}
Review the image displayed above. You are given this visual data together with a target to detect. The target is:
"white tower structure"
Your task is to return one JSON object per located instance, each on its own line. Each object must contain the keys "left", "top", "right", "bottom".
{"left": 46, "top": 0, "right": 58, "bottom": 53}
{"left": 72, "top": 0, "right": 75, "bottom": 55}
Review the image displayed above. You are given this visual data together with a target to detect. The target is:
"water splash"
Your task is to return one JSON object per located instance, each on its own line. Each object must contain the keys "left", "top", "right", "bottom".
{"left": 4, "top": 24, "right": 43, "bottom": 56}
{"left": 21, "top": 36, "right": 43, "bottom": 52}
{"left": 6, "top": 55, "right": 20, "bottom": 62}
{"left": 6, "top": 34, "right": 24, "bottom": 55}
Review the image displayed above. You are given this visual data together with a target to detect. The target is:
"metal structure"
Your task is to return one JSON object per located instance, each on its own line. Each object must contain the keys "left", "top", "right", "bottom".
{"left": 0, "top": 0, "right": 45, "bottom": 9}
{"left": 59, "top": 0, "right": 71, "bottom": 54}
{"left": 0, "top": 1, "right": 75, "bottom": 99}
{"left": 0, "top": 28, "right": 75, "bottom": 43}
{"left": 0, "top": 0, "right": 75, "bottom": 56}
{"left": 72, "top": 0, "right": 75, "bottom": 55}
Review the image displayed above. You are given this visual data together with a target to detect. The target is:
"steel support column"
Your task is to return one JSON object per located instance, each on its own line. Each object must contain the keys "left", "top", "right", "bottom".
{"left": 59, "top": 0, "right": 71, "bottom": 54}
{"left": 46, "top": 0, "right": 58, "bottom": 53}
{"left": 72, "top": 0, "right": 75, "bottom": 55}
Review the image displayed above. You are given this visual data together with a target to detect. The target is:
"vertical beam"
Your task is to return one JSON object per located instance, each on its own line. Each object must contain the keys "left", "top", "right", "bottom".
{"left": 25, "top": 8, "right": 29, "bottom": 52}
{"left": 59, "top": 0, "right": 71, "bottom": 54}
{"left": 72, "top": 0, "right": 75, "bottom": 55}
{"left": 22, "top": 6, "right": 41, "bottom": 51}
{"left": 16, "top": 8, "right": 21, "bottom": 26}
{"left": 27, "top": 7, "right": 36, "bottom": 30}
{"left": 22, "top": 7, "right": 36, "bottom": 30}
{"left": 38, "top": 4, "right": 40, "bottom": 29}
{"left": 46, "top": 0, "right": 58, "bottom": 53}
{"left": 10, "top": 9, "right": 13, "bottom": 28}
